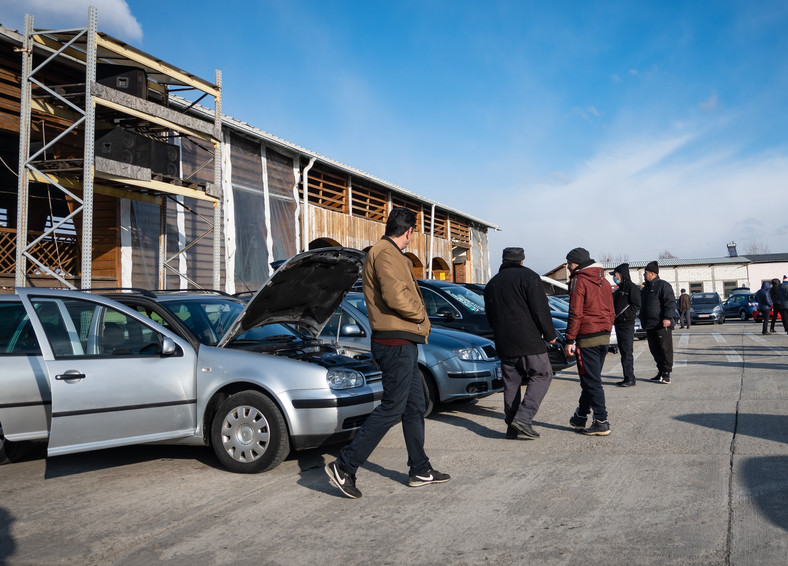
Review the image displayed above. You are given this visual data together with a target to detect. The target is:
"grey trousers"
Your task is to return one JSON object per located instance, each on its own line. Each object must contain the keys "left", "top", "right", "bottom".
{"left": 501, "top": 352, "right": 553, "bottom": 425}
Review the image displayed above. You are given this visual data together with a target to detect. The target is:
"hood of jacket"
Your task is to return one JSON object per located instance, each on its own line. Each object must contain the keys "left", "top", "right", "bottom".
{"left": 571, "top": 263, "right": 607, "bottom": 286}
{"left": 612, "top": 262, "right": 632, "bottom": 282}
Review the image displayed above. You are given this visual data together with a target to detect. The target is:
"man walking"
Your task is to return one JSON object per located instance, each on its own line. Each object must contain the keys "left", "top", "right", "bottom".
{"left": 610, "top": 263, "right": 641, "bottom": 387}
{"left": 325, "top": 207, "right": 449, "bottom": 498}
{"left": 484, "top": 247, "right": 557, "bottom": 439}
{"left": 640, "top": 261, "right": 676, "bottom": 384}
{"left": 678, "top": 288, "right": 691, "bottom": 329}
{"left": 755, "top": 281, "right": 772, "bottom": 335}
{"left": 777, "top": 277, "right": 788, "bottom": 334}
{"left": 564, "top": 248, "right": 615, "bottom": 436}
{"left": 769, "top": 279, "right": 781, "bottom": 334}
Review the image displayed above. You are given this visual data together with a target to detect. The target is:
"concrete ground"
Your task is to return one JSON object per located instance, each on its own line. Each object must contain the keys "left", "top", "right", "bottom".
{"left": 1, "top": 320, "right": 786, "bottom": 565}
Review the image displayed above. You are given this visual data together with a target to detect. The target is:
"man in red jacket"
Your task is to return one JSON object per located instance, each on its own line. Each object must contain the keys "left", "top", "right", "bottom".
{"left": 563, "top": 247, "right": 616, "bottom": 436}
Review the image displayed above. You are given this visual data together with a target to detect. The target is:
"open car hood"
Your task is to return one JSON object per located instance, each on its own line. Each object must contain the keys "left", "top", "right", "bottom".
{"left": 218, "top": 247, "right": 365, "bottom": 346}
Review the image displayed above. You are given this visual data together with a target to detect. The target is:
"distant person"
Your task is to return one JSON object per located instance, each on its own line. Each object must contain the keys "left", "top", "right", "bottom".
{"left": 777, "top": 278, "right": 788, "bottom": 334}
{"left": 678, "top": 288, "right": 691, "bottom": 329}
{"left": 564, "top": 247, "right": 615, "bottom": 436}
{"left": 610, "top": 263, "right": 641, "bottom": 387}
{"left": 755, "top": 281, "right": 773, "bottom": 335}
{"left": 325, "top": 207, "right": 449, "bottom": 498}
{"left": 484, "top": 247, "right": 557, "bottom": 439}
{"left": 640, "top": 261, "right": 676, "bottom": 384}
{"left": 769, "top": 279, "right": 781, "bottom": 333}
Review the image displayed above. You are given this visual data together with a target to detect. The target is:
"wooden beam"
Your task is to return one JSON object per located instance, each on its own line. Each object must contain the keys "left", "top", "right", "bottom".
{"left": 28, "top": 170, "right": 162, "bottom": 204}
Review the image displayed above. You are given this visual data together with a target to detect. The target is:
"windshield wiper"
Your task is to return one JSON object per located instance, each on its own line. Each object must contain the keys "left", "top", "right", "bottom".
{"left": 261, "top": 334, "right": 298, "bottom": 342}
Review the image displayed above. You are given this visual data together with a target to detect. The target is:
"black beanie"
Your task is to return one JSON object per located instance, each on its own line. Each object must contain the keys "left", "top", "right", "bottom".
{"left": 645, "top": 260, "right": 659, "bottom": 274}
{"left": 566, "top": 247, "right": 591, "bottom": 265}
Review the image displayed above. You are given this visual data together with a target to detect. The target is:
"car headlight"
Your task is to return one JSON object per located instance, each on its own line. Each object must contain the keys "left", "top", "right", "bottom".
{"left": 326, "top": 368, "right": 365, "bottom": 390}
{"left": 454, "top": 347, "right": 484, "bottom": 361}
{"left": 713, "top": 306, "right": 722, "bottom": 314}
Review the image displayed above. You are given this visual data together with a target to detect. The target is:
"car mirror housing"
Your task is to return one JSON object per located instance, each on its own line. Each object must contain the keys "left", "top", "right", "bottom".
{"left": 161, "top": 337, "right": 179, "bottom": 356}
{"left": 435, "top": 307, "right": 456, "bottom": 320}
{"left": 339, "top": 324, "right": 364, "bottom": 337}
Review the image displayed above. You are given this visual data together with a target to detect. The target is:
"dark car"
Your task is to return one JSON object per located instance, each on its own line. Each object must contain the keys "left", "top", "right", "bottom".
{"left": 690, "top": 292, "right": 725, "bottom": 324}
{"left": 721, "top": 293, "right": 759, "bottom": 321}
{"left": 419, "top": 279, "right": 575, "bottom": 371}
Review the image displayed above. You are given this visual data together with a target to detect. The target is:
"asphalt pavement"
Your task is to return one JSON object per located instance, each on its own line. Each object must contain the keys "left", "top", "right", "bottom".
{"left": 1, "top": 320, "right": 786, "bottom": 565}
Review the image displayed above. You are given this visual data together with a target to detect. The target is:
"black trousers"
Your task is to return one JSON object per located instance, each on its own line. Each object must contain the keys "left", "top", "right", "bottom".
{"left": 615, "top": 323, "right": 636, "bottom": 382}
{"left": 646, "top": 326, "right": 673, "bottom": 375}
{"left": 760, "top": 308, "right": 771, "bottom": 334}
{"left": 575, "top": 344, "right": 608, "bottom": 422}
{"left": 338, "top": 342, "right": 429, "bottom": 475}
{"left": 780, "top": 308, "right": 788, "bottom": 333}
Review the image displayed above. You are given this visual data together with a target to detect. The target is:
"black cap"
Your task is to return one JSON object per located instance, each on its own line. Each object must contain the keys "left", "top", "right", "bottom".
{"left": 645, "top": 260, "right": 659, "bottom": 274}
{"left": 566, "top": 247, "right": 591, "bottom": 265}
{"left": 502, "top": 247, "right": 525, "bottom": 262}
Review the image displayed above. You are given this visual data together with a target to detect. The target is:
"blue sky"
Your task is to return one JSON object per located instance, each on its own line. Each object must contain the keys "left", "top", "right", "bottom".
{"left": 3, "top": 0, "right": 788, "bottom": 275}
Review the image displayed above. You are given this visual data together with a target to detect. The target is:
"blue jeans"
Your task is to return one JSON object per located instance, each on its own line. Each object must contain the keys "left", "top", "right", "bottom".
{"left": 575, "top": 344, "right": 608, "bottom": 422}
{"left": 338, "top": 342, "right": 430, "bottom": 475}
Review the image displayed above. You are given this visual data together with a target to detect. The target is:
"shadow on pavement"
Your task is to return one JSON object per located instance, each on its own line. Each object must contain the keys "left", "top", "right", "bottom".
{"left": 740, "top": 455, "right": 788, "bottom": 532}
{"left": 675, "top": 413, "right": 788, "bottom": 445}
{"left": 0, "top": 508, "right": 15, "bottom": 566}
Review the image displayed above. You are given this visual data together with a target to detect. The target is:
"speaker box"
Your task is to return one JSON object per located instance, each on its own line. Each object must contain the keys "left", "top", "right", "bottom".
{"left": 150, "top": 138, "right": 181, "bottom": 178}
{"left": 95, "top": 128, "right": 151, "bottom": 168}
{"left": 97, "top": 64, "right": 148, "bottom": 100}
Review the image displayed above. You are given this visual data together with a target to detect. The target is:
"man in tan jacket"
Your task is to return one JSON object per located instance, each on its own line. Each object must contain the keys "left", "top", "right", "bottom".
{"left": 325, "top": 207, "right": 450, "bottom": 498}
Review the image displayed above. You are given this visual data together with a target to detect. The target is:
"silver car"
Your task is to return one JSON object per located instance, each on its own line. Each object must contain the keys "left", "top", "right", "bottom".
{"left": 319, "top": 293, "right": 503, "bottom": 416}
{"left": 0, "top": 248, "right": 382, "bottom": 473}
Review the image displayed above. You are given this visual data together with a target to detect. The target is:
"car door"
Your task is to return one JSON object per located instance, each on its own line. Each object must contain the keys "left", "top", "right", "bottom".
{"left": 17, "top": 289, "right": 198, "bottom": 457}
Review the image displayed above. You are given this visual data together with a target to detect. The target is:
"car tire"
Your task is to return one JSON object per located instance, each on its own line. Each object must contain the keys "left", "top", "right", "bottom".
{"left": 0, "top": 426, "right": 31, "bottom": 465}
{"left": 210, "top": 391, "right": 289, "bottom": 474}
{"left": 740, "top": 310, "right": 748, "bottom": 321}
{"left": 420, "top": 369, "right": 437, "bottom": 417}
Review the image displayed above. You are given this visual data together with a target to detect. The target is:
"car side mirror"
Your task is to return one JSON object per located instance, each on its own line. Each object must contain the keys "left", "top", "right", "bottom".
{"left": 340, "top": 324, "right": 364, "bottom": 337}
{"left": 435, "top": 307, "right": 456, "bottom": 320}
{"left": 162, "top": 337, "right": 179, "bottom": 356}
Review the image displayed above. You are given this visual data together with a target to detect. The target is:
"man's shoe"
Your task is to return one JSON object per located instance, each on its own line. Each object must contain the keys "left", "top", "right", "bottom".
{"left": 408, "top": 468, "right": 451, "bottom": 487}
{"left": 569, "top": 411, "right": 587, "bottom": 430}
{"left": 510, "top": 419, "right": 540, "bottom": 438}
{"left": 650, "top": 373, "right": 663, "bottom": 382}
{"left": 582, "top": 420, "right": 611, "bottom": 436}
{"left": 660, "top": 374, "right": 671, "bottom": 384}
{"left": 616, "top": 380, "right": 636, "bottom": 387}
{"left": 325, "top": 460, "right": 362, "bottom": 499}
{"left": 505, "top": 425, "right": 519, "bottom": 439}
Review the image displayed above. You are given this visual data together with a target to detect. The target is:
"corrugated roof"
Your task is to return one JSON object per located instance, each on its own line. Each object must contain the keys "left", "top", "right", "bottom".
{"left": 601, "top": 257, "right": 750, "bottom": 269}
{"left": 740, "top": 253, "right": 788, "bottom": 263}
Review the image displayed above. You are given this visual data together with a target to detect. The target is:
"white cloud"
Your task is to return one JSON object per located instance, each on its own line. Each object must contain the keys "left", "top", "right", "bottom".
{"left": 699, "top": 94, "right": 718, "bottom": 111}
{"left": 483, "top": 132, "right": 788, "bottom": 276}
{"left": 0, "top": 0, "right": 142, "bottom": 41}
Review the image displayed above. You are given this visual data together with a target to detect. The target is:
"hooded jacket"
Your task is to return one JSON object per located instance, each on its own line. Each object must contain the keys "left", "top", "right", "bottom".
{"left": 484, "top": 261, "right": 557, "bottom": 357}
{"left": 640, "top": 275, "right": 676, "bottom": 330}
{"left": 778, "top": 281, "right": 788, "bottom": 305}
{"left": 611, "top": 263, "right": 641, "bottom": 325}
{"left": 566, "top": 262, "right": 615, "bottom": 346}
{"left": 362, "top": 236, "right": 430, "bottom": 343}
{"left": 755, "top": 281, "right": 773, "bottom": 310}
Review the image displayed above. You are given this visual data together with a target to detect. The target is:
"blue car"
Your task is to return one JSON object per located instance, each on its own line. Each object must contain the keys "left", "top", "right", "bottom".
{"left": 320, "top": 293, "right": 504, "bottom": 416}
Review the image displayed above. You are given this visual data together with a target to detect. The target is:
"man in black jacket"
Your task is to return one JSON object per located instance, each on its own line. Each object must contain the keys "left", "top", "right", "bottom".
{"left": 610, "top": 263, "right": 641, "bottom": 387}
{"left": 640, "top": 261, "right": 676, "bottom": 384}
{"left": 485, "top": 247, "right": 557, "bottom": 439}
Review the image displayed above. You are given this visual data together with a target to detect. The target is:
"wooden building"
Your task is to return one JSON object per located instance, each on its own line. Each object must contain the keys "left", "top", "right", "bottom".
{"left": 0, "top": 10, "right": 497, "bottom": 293}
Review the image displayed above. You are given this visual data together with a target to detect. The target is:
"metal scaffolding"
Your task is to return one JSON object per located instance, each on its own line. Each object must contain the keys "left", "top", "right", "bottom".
{"left": 15, "top": 6, "right": 222, "bottom": 289}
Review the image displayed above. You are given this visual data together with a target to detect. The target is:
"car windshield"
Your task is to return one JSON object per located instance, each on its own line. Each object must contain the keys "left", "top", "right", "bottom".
{"left": 161, "top": 298, "right": 305, "bottom": 345}
{"left": 436, "top": 284, "right": 486, "bottom": 313}
{"left": 692, "top": 294, "right": 719, "bottom": 305}
{"left": 345, "top": 293, "right": 368, "bottom": 315}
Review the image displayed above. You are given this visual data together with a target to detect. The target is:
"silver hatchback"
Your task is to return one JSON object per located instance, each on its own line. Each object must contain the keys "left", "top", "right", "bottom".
{"left": 0, "top": 248, "right": 382, "bottom": 473}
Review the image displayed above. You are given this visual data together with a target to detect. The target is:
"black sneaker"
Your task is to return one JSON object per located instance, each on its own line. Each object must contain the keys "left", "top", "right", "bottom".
{"left": 505, "top": 425, "right": 519, "bottom": 439}
{"left": 325, "top": 460, "right": 362, "bottom": 499}
{"left": 616, "top": 380, "right": 636, "bottom": 387}
{"left": 569, "top": 411, "right": 587, "bottom": 430}
{"left": 650, "top": 373, "right": 663, "bottom": 382}
{"left": 660, "top": 374, "right": 671, "bottom": 384}
{"left": 408, "top": 468, "right": 451, "bottom": 487}
{"left": 510, "top": 419, "right": 540, "bottom": 438}
{"left": 582, "top": 420, "right": 611, "bottom": 436}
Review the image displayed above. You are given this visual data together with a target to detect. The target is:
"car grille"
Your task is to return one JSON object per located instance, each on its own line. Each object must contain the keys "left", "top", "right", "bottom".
{"left": 364, "top": 370, "right": 383, "bottom": 383}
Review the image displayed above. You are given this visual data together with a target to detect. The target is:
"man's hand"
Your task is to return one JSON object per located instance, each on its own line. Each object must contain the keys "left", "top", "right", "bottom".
{"left": 662, "top": 319, "right": 672, "bottom": 328}
{"left": 548, "top": 338, "right": 557, "bottom": 345}
{"left": 564, "top": 344, "right": 576, "bottom": 357}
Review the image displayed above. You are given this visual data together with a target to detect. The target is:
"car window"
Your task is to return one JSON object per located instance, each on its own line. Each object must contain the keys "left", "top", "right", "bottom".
{"left": 691, "top": 293, "right": 720, "bottom": 305}
{"left": 162, "top": 299, "right": 243, "bottom": 345}
{"left": 344, "top": 294, "right": 368, "bottom": 315}
{"left": 422, "top": 288, "right": 459, "bottom": 317}
{"left": 234, "top": 322, "right": 301, "bottom": 342}
{"left": 30, "top": 297, "right": 165, "bottom": 357}
{"left": 320, "top": 310, "right": 342, "bottom": 340}
{"left": 0, "top": 302, "right": 42, "bottom": 355}
{"left": 437, "top": 285, "right": 486, "bottom": 313}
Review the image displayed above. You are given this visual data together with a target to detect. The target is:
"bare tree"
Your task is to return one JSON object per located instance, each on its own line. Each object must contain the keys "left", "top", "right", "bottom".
{"left": 658, "top": 250, "right": 677, "bottom": 259}
{"left": 743, "top": 241, "right": 771, "bottom": 255}
{"left": 598, "top": 251, "right": 630, "bottom": 263}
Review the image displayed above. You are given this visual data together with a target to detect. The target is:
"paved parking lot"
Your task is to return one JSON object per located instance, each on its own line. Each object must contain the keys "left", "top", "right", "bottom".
{"left": 1, "top": 321, "right": 786, "bottom": 565}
